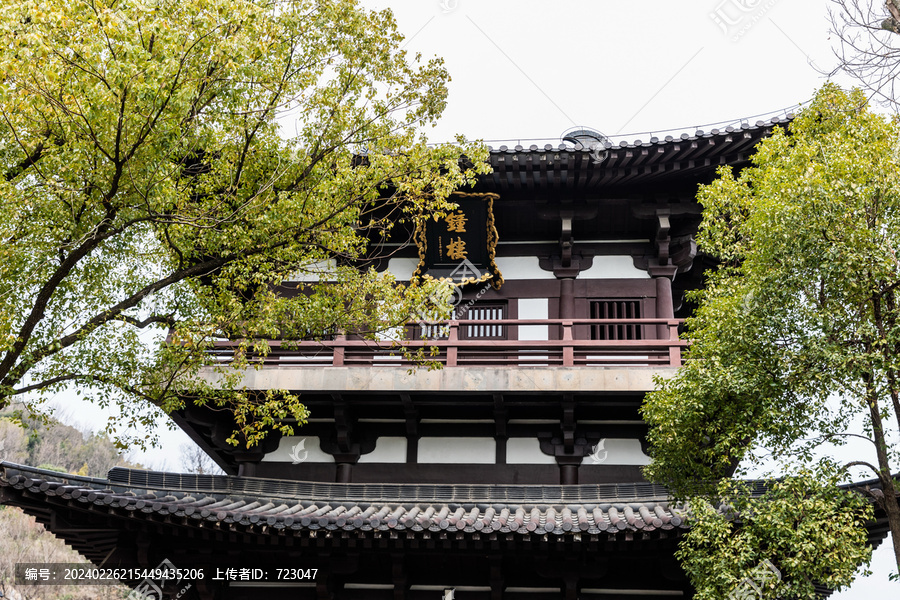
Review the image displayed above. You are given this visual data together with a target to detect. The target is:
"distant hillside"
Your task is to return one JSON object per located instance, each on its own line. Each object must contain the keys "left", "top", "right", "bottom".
{"left": 0, "top": 407, "right": 142, "bottom": 599}
{"left": 0, "top": 405, "right": 144, "bottom": 477}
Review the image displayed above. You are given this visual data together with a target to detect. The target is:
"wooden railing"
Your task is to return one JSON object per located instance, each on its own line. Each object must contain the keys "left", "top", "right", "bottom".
{"left": 205, "top": 318, "right": 686, "bottom": 368}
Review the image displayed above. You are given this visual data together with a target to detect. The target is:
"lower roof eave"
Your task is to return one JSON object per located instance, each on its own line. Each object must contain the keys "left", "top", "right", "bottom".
{"left": 1, "top": 461, "right": 686, "bottom": 542}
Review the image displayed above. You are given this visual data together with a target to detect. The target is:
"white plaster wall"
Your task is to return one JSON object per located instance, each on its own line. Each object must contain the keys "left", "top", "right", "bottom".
{"left": 517, "top": 298, "right": 548, "bottom": 341}
{"left": 261, "top": 436, "right": 334, "bottom": 463}
{"left": 518, "top": 297, "right": 548, "bottom": 364}
{"left": 387, "top": 255, "right": 648, "bottom": 281}
{"left": 386, "top": 257, "right": 420, "bottom": 281}
{"left": 579, "top": 256, "right": 649, "bottom": 279}
{"left": 494, "top": 256, "right": 556, "bottom": 280}
{"left": 258, "top": 435, "right": 647, "bottom": 466}
{"left": 357, "top": 437, "right": 407, "bottom": 464}
{"left": 417, "top": 437, "right": 495, "bottom": 464}
{"left": 506, "top": 438, "right": 556, "bottom": 465}
{"left": 582, "top": 438, "right": 650, "bottom": 466}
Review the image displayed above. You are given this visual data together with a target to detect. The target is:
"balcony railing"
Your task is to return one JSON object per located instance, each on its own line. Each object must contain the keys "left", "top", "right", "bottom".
{"left": 206, "top": 318, "right": 685, "bottom": 368}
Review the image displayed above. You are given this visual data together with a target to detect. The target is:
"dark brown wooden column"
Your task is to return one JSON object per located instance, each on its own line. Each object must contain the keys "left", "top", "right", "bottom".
{"left": 234, "top": 452, "right": 263, "bottom": 477}
{"left": 560, "top": 464, "right": 578, "bottom": 485}
{"left": 559, "top": 278, "right": 575, "bottom": 319}
{"left": 655, "top": 276, "right": 674, "bottom": 339}
{"left": 335, "top": 463, "right": 353, "bottom": 483}
{"left": 490, "top": 557, "right": 504, "bottom": 600}
{"left": 392, "top": 553, "right": 408, "bottom": 600}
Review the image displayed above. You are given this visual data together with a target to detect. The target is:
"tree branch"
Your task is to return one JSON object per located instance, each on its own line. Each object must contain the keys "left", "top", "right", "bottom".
{"left": 842, "top": 460, "right": 881, "bottom": 475}
{"left": 112, "top": 314, "right": 177, "bottom": 329}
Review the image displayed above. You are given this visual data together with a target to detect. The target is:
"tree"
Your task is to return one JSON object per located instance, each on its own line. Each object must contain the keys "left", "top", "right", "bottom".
{"left": 180, "top": 442, "right": 224, "bottom": 475}
{"left": 0, "top": 418, "right": 28, "bottom": 464}
{"left": 0, "top": 0, "right": 487, "bottom": 449}
{"left": 641, "top": 85, "right": 900, "bottom": 597}
{"left": 829, "top": 1, "right": 900, "bottom": 107}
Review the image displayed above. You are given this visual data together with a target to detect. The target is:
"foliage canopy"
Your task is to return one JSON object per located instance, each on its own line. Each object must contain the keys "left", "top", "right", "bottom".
{"left": 0, "top": 0, "right": 488, "bottom": 448}
{"left": 642, "top": 85, "right": 900, "bottom": 595}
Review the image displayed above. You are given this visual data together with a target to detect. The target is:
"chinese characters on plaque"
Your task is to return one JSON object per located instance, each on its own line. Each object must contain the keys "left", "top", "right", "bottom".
{"left": 414, "top": 195, "right": 502, "bottom": 288}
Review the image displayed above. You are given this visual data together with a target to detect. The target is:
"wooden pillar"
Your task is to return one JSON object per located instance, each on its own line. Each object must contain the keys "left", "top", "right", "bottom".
{"left": 490, "top": 557, "right": 504, "bottom": 600}
{"left": 447, "top": 321, "right": 459, "bottom": 367}
{"left": 655, "top": 276, "right": 674, "bottom": 339}
{"left": 563, "top": 573, "right": 579, "bottom": 600}
{"left": 317, "top": 576, "right": 335, "bottom": 600}
{"left": 234, "top": 453, "right": 262, "bottom": 477}
{"left": 335, "top": 463, "right": 353, "bottom": 483}
{"left": 333, "top": 333, "right": 345, "bottom": 366}
{"left": 562, "top": 320, "right": 574, "bottom": 367}
{"left": 560, "top": 463, "right": 578, "bottom": 485}
{"left": 560, "top": 278, "right": 575, "bottom": 319}
{"left": 392, "top": 553, "right": 408, "bottom": 600}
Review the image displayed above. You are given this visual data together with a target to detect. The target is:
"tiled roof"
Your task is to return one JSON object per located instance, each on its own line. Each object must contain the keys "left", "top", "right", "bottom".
{"left": 480, "top": 116, "right": 793, "bottom": 191}
{"left": 486, "top": 116, "right": 792, "bottom": 154}
{"left": 0, "top": 462, "right": 685, "bottom": 537}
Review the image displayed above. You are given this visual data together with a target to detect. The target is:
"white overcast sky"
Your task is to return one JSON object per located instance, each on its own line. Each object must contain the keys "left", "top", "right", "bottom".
{"left": 363, "top": 0, "right": 842, "bottom": 145}
{"left": 44, "top": 0, "right": 899, "bottom": 596}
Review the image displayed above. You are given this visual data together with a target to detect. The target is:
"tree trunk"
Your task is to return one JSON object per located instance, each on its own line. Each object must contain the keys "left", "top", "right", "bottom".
{"left": 882, "top": 481, "right": 900, "bottom": 575}
{"left": 864, "top": 372, "right": 900, "bottom": 572}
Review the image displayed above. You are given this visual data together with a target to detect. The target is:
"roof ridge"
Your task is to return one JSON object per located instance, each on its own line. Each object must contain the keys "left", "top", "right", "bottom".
{"left": 1, "top": 461, "right": 671, "bottom": 504}
{"left": 487, "top": 114, "right": 794, "bottom": 154}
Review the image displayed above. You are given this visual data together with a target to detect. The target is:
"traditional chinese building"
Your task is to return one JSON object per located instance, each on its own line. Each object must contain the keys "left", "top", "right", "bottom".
{"left": 3, "top": 116, "right": 890, "bottom": 600}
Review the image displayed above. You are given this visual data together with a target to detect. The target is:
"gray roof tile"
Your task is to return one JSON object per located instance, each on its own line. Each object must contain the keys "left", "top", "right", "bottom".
{"left": 1, "top": 462, "right": 686, "bottom": 537}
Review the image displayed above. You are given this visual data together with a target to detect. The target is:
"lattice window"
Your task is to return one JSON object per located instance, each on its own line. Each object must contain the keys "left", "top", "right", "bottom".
{"left": 414, "top": 302, "right": 506, "bottom": 340}
{"left": 416, "top": 309, "right": 449, "bottom": 340}
{"left": 591, "top": 299, "right": 642, "bottom": 340}
{"left": 459, "top": 302, "right": 506, "bottom": 339}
